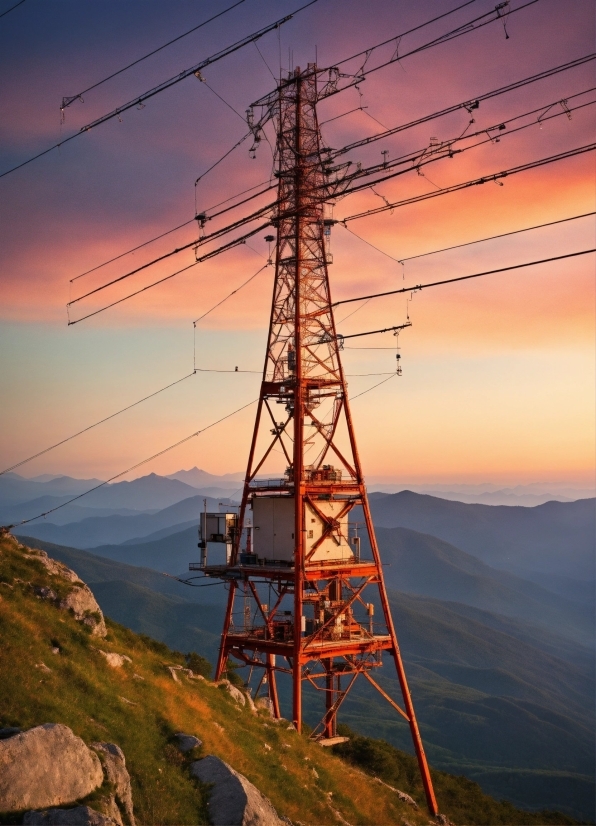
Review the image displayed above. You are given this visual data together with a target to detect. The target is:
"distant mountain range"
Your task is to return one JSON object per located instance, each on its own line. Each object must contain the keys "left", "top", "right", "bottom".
{"left": 365, "top": 491, "right": 595, "bottom": 582}
{"left": 13, "top": 495, "right": 224, "bottom": 549}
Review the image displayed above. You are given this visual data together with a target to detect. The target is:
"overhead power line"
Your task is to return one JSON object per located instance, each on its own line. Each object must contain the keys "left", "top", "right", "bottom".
{"left": 0, "top": 0, "right": 25, "bottom": 19}
{"left": 252, "top": 0, "right": 539, "bottom": 112}
{"left": 67, "top": 143, "right": 596, "bottom": 324}
{"left": 341, "top": 143, "right": 596, "bottom": 223}
{"left": 321, "top": 0, "right": 541, "bottom": 102}
{"left": 70, "top": 88, "right": 594, "bottom": 310}
{"left": 4, "top": 398, "right": 259, "bottom": 529}
{"left": 67, "top": 221, "right": 271, "bottom": 325}
{"left": 332, "top": 52, "right": 596, "bottom": 159}
{"left": 72, "top": 176, "right": 273, "bottom": 284}
{"left": 343, "top": 212, "right": 596, "bottom": 265}
{"left": 336, "top": 92, "right": 596, "bottom": 202}
{"left": 0, "top": 0, "right": 320, "bottom": 180}
{"left": 0, "top": 372, "right": 197, "bottom": 477}
{"left": 252, "top": 0, "right": 482, "bottom": 108}
{"left": 332, "top": 249, "right": 596, "bottom": 308}
{"left": 60, "top": 0, "right": 247, "bottom": 111}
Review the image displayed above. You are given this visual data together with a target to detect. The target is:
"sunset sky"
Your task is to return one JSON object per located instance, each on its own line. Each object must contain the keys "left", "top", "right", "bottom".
{"left": 0, "top": 0, "right": 594, "bottom": 488}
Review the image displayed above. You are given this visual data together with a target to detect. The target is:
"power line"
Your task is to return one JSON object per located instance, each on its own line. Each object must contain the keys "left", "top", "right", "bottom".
{"left": 60, "top": 0, "right": 247, "bottom": 112}
{"left": 321, "top": 0, "right": 541, "bottom": 102}
{"left": 68, "top": 53, "right": 595, "bottom": 286}
{"left": 252, "top": 0, "right": 482, "bottom": 108}
{"left": 0, "top": 372, "right": 197, "bottom": 477}
{"left": 68, "top": 199, "right": 274, "bottom": 308}
{"left": 337, "top": 92, "right": 596, "bottom": 202}
{"left": 350, "top": 373, "right": 397, "bottom": 400}
{"left": 72, "top": 176, "right": 272, "bottom": 285}
{"left": 3, "top": 398, "right": 259, "bottom": 529}
{"left": 71, "top": 88, "right": 594, "bottom": 311}
{"left": 0, "top": 0, "right": 25, "bottom": 19}
{"left": 71, "top": 218, "right": 196, "bottom": 283}
{"left": 332, "top": 52, "right": 596, "bottom": 159}
{"left": 67, "top": 221, "right": 270, "bottom": 325}
{"left": 333, "top": 249, "right": 596, "bottom": 308}
{"left": 337, "top": 322, "right": 412, "bottom": 341}
{"left": 343, "top": 211, "right": 596, "bottom": 266}
{"left": 0, "top": 0, "right": 320, "bottom": 180}
{"left": 341, "top": 143, "right": 596, "bottom": 223}
{"left": 68, "top": 144, "right": 596, "bottom": 323}
{"left": 193, "top": 367, "right": 396, "bottom": 376}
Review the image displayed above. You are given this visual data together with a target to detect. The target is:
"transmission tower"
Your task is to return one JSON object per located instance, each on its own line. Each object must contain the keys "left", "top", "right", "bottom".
{"left": 197, "top": 66, "right": 438, "bottom": 815}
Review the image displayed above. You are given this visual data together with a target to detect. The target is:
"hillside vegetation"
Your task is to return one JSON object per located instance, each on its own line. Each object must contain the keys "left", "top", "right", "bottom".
{"left": 0, "top": 533, "right": 586, "bottom": 825}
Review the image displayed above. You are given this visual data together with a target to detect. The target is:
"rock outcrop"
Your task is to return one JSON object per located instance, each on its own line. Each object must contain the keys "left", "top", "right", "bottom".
{"left": 91, "top": 742, "right": 135, "bottom": 826}
{"left": 190, "top": 755, "right": 288, "bottom": 826}
{"left": 0, "top": 724, "right": 104, "bottom": 811}
{"left": 97, "top": 651, "right": 132, "bottom": 669}
{"left": 23, "top": 807, "right": 119, "bottom": 825}
{"left": 22, "top": 544, "right": 107, "bottom": 637}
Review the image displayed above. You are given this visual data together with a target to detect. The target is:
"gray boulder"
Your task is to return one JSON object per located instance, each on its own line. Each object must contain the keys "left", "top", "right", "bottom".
{"left": 0, "top": 724, "right": 104, "bottom": 811}
{"left": 190, "top": 755, "right": 288, "bottom": 826}
{"left": 174, "top": 732, "right": 202, "bottom": 753}
{"left": 23, "top": 806, "right": 119, "bottom": 825}
{"left": 91, "top": 743, "right": 135, "bottom": 826}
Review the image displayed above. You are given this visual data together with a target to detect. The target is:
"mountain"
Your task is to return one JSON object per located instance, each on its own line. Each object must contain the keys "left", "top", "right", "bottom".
{"left": 0, "top": 473, "right": 104, "bottom": 506}
{"left": 13, "top": 494, "right": 227, "bottom": 549}
{"left": 20, "top": 535, "right": 595, "bottom": 819}
{"left": 87, "top": 526, "right": 199, "bottom": 574}
{"left": 372, "top": 527, "right": 594, "bottom": 645}
{"left": 166, "top": 466, "right": 244, "bottom": 489}
{"left": 365, "top": 491, "right": 595, "bottom": 581}
{"left": 1, "top": 473, "right": 201, "bottom": 521}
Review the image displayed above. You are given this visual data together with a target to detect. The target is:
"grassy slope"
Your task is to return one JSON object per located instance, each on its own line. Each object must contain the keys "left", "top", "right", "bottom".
{"left": 0, "top": 534, "right": 585, "bottom": 825}
{"left": 18, "top": 536, "right": 595, "bottom": 821}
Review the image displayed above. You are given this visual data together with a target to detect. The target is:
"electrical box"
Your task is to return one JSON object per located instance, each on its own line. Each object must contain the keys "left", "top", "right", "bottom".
{"left": 252, "top": 496, "right": 353, "bottom": 564}
{"left": 199, "top": 512, "right": 237, "bottom": 566}
{"left": 200, "top": 512, "right": 237, "bottom": 543}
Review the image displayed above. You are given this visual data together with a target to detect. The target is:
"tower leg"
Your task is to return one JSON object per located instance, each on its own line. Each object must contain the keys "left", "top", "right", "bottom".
{"left": 361, "top": 496, "right": 439, "bottom": 816}
{"left": 324, "top": 658, "right": 335, "bottom": 738}
{"left": 266, "top": 654, "right": 281, "bottom": 719}
{"left": 215, "top": 581, "right": 237, "bottom": 680}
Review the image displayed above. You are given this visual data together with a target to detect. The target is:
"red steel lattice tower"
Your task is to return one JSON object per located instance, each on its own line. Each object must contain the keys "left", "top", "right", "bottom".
{"left": 202, "top": 65, "right": 438, "bottom": 815}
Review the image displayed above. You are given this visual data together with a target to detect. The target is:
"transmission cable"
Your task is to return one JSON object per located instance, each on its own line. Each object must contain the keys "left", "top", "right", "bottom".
{"left": 341, "top": 143, "right": 596, "bottom": 223}
{"left": 0, "top": 0, "right": 25, "bottom": 18}
{"left": 252, "top": 0, "right": 481, "bottom": 109}
{"left": 320, "top": 0, "right": 541, "bottom": 102}
{"left": 60, "top": 0, "right": 247, "bottom": 112}
{"left": 332, "top": 53, "right": 596, "bottom": 159}
{"left": 333, "top": 249, "right": 596, "bottom": 308}
{"left": 350, "top": 373, "right": 397, "bottom": 400}
{"left": 343, "top": 211, "right": 596, "bottom": 267}
{"left": 0, "top": 0, "right": 320, "bottom": 180}
{"left": 70, "top": 90, "right": 592, "bottom": 311}
{"left": 68, "top": 145, "right": 596, "bottom": 324}
{"left": 336, "top": 92, "right": 596, "bottom": 203}
{"left": 0, "top": 372, "right": 198, "bottom": 477}
{"left": 69, "top": 54, "right": 593, "bottom": 286}
{"left": 68, "top": 222, "right": 270, "bottom": 325}
{"left": 3, "top": 398, "right": 259, "bottom": 529}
